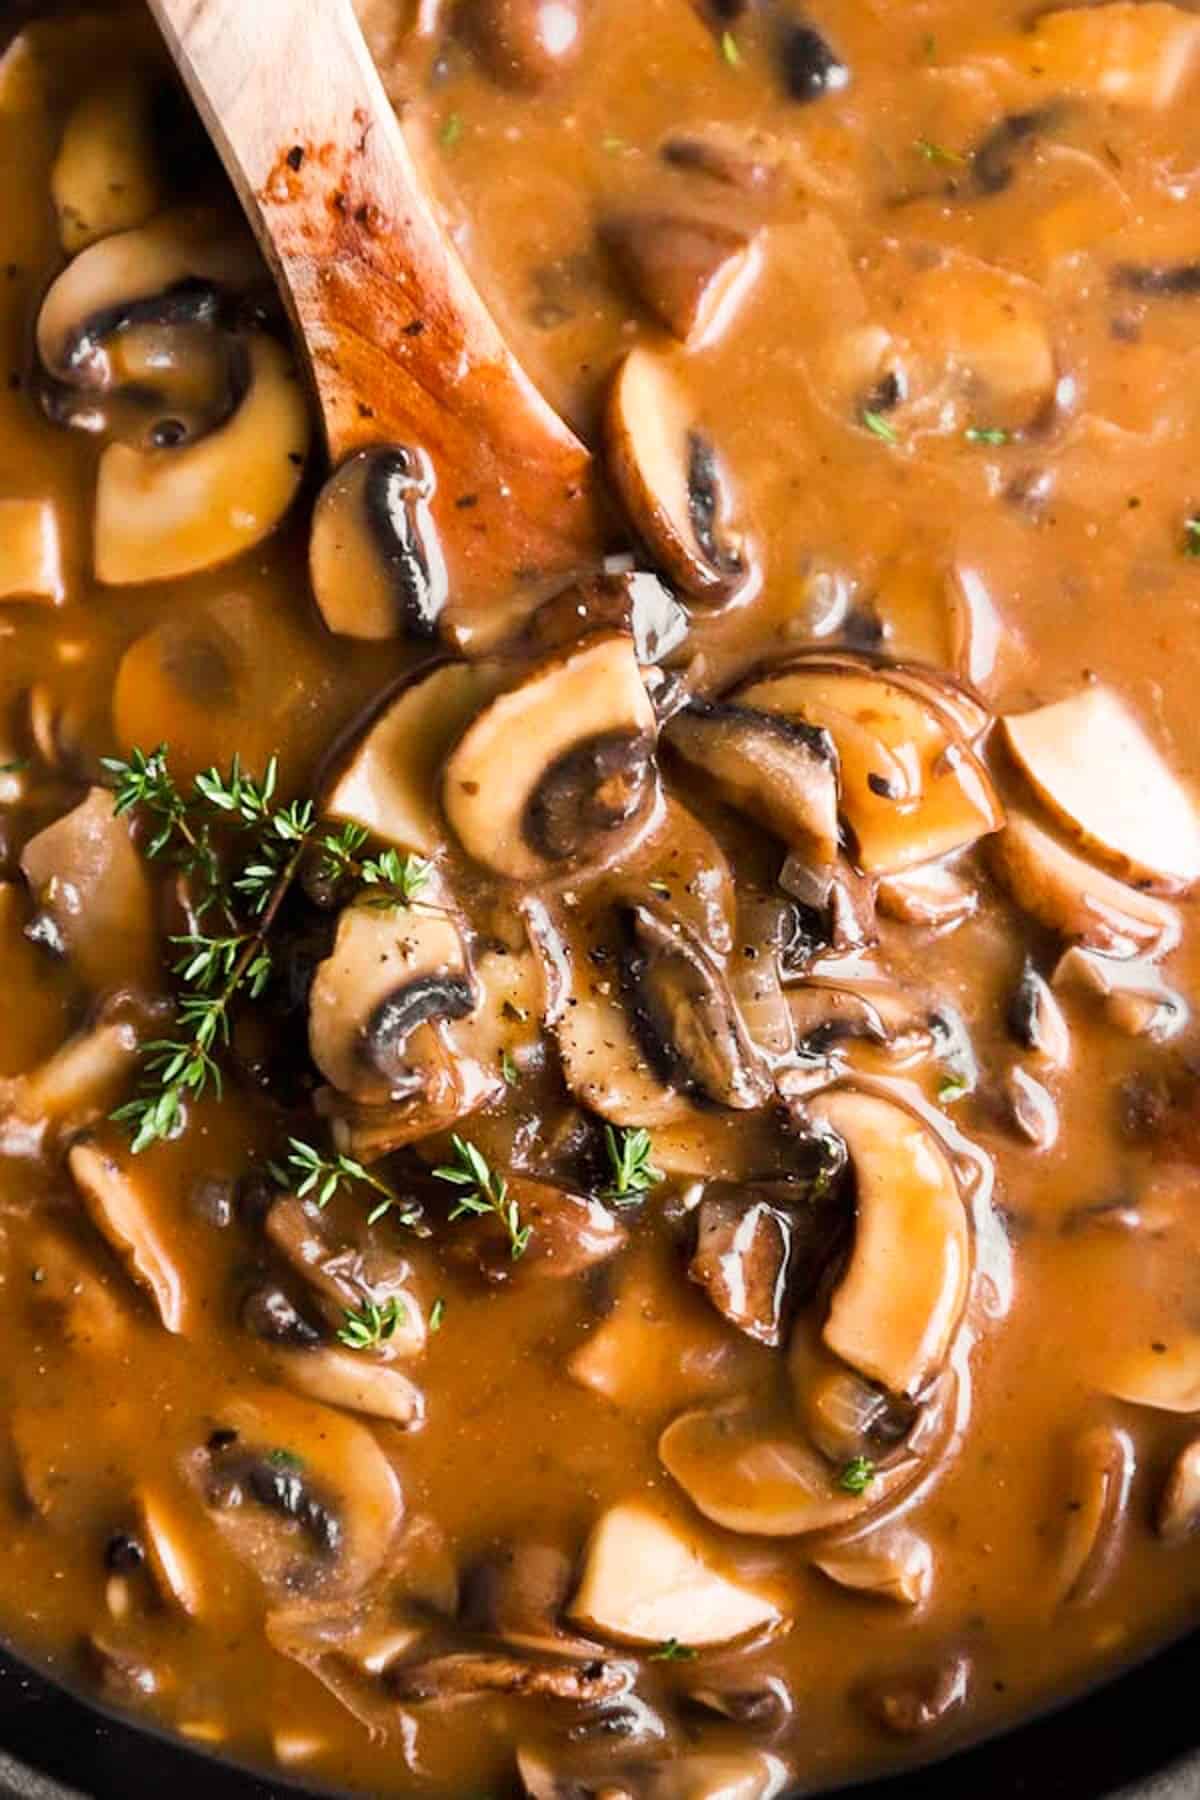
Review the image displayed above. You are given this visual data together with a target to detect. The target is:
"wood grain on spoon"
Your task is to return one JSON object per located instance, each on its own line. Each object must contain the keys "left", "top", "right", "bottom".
{"left": 144, "top": 0, "right": 605, "bottom": 646}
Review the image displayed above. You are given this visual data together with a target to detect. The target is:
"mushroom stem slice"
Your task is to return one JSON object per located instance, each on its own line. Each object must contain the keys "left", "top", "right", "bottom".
{"left": 602, "top": 212, "right": 760, "bottom": 347}
{"left": 991, "top": 810, "right": 1180, "bottom": 958}
{"left": 95, "top": 332, "right": 310, "bottom": 585}
{"left": 268, "top": 1345, "right": 425, "bottom": 1429}
{"left": 442, "top": 633, "right": 659, "bottom": 881}
{"left": 68, "top": 1139, "right": 188, "bottom": 1334}
{"left": 659, "top": 1401, "right": 920, "bottom": 1536}
{"left": 567, "top": 1501, "right": 781, "bottom": 1648}
{"left": 606, "top": 347, "right": 750, "bottom": 604}
{"left": 1003, "top": 686, "right": 1200, "bottom": 891}
{"left": 664, "top": 701, "right": 840, "bottom": 864}
{"left": 808, "top": 1088, "right": 968, "bottom": 1397}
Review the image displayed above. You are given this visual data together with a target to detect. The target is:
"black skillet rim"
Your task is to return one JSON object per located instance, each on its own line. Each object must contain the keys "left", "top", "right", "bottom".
{"left": 0, "top": 1623, "right": 1196, "bottom": 1800}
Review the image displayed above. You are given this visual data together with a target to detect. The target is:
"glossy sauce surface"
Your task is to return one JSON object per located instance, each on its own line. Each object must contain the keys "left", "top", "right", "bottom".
{"left": 2, "top": 3, "right": 1200, "bottom": 1797}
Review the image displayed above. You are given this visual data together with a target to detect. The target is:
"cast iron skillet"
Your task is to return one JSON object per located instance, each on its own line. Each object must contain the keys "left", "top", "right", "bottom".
{"left": 0, "top": 1628, "right": 1195, "bottom": 1800}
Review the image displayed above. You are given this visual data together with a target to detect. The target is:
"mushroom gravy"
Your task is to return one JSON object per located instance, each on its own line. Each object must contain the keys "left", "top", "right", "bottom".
{"left": 2, "top": 2, "right": 1200, "bottom": 1796}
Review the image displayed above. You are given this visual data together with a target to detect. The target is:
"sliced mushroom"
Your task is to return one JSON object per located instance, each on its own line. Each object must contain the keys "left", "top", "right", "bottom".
{"left": 466, "top": 0, "right": 583, "bottom": 90}
{"left": 606, "top": 347, "right": 748, "bottom": 604}
{"left": 196, "top": 1385, "right": 404, "bottom": 1597}
{"left": 68, "top": 1139, "right": 188, "bottom": 1334}
{"left": 1052, "top": 945, "right": 1186, "bottom": 1041}
{"left": 323, "top": 660, "right": 508, "bottom": 859}
{"left": 661, "top": 128, "right": 782, "bottom": 195}
{"left": 310, "top": 447, "right": 447, "bottom": 641}
{"left": 1156, "top": 1438, "right": 1200, "bottom": 1543}
{"left": 625, "top": 904, "right": 772, "bottom": 1111}
{"left": 20, "top": 785, "right": 157, "bottom": 994}
{"left": 1021, "top": 4, "right": 1200, "bottom": 110}
{"left": 443, "top": 634, "right": 658, "bottom": 881}
{"left": 1004, "top": 1066, "right": 1059, "bottom": 1151}
{"left": 23, "top": 1220, "right": 131, "bottom": 1355}
{"left": 779, "top": 855, "right": 877, "bottom": 958}
{"left": 317, "top": 1036, "right": 500, "bottom": 1163}
{"left": 814, "top": 1528, "right": 933, "bottom": 1607}
{"left": 94, "top": 332, "right": 310, "bottom": 584}
{"left": 1103, "top": 1334, "right": 1200, "bottom": 1413}
{"left": 526, "top": 570, "right": 689, "bottom": 667}
{"left": 265, "top": 1194, "right": 425, "bottom": 1351}
{"left": 51, "top": 70, "right": 162, "bottom": 254}
{"left": 602, "top": 213, "right": 760, "bottom": 347}
{"left": 730, "top": 896, "right": 797, "bottom": 1060}
{"left": 664, "top": 702, "right": 839, "bottom": 865}
{"left": 136, "top": 1482, "right": 210, "bottom": 1617}
{"left": 308, "top": 898, "right": 475, "bottom": 1106}
{"left": 1055, "top": 1424, "right": 1134, "bottom": 1609}
{"left": 0, "top": 1012, "right": 143, "bottom": 1158}
{"left": 267, "top": 1344, "right": 425, "bottom": 1428}
{"left": 876, "top": 863, "right": 978, "bottom": 930}
{"left": 388, "top": 1649, "right": 630, "bottom": 1705}
{"left": 807, "top": 1089, "right": 968, "bottom": 1396}
{"left": 682, "top": 1674, "right": 794, "bottom": 1734}
{"left": 568, "top": 1502, "right": 780, "bottom": 1648}
{"left": 1003, "top": 687, "right": 1200, "bottom": 892}
{"left": 1007, "top": 961, "right": 1070, "bottom": 1068}
{"left": 460, "top": 1543, "right": 604, "bottom": 1661}
{"left": 659, "top": 1400, "right": 921, "bottom": 1536}
{"left": 990, "top": 811, "right": 1180, "bottom": 959}
{"left": 737, "top": 659, "right": 1002, "bottom": 875}
{"left": 774, "top": 12, "right": 850, "bottom": 104}
{"left": 689, "top": 1192, "right": 806, "bottom": 1348}
{"left": 0, "top": 498, "right": 64, "bottom": 603}
{"left": 858, "top": 1652, "right": 970, "bottom": 1737}
{"left": 460, "top": 1175, "right": 627, "bottom": 1284}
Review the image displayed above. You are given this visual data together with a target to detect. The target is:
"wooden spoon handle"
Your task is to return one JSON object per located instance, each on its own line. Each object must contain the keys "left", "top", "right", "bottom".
{"left": 146, "top": 0, "right": 604, "bottom": 641}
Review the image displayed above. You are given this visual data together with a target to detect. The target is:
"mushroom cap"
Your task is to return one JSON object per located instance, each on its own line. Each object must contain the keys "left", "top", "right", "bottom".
{"left": 310, "top": 446, "right": 447, "bottom": 642}
{"left": 442, "top": 633, "right": 659, "bottom": 881}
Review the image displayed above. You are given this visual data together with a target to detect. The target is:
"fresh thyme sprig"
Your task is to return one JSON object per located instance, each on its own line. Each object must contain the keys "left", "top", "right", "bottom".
{"left": 274, "top": 1137, "right": 423, "bottom": 1229}
{"left": 337, "top": 1294, "right": 407, "bottom": 1351}
{"left": 433, "top": 1134, "right": 530, "bottom": 1259}
{"left": 104, "top": 745, "right": 436, "bottom": 1153}
{"left": 601, "top": 1125, "right": 664, "bottom": 1205}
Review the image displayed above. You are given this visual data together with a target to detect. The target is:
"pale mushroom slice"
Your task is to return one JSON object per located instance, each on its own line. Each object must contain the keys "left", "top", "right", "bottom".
{"left": 323, "top": 660, "right": 509, "bottom": 858}
{"left": 1002, "top": 686, "right": 1200, "bottom": 891}
{"left": 0, "top": 1014, "right": 142, "bottom": 1159}
{"left": 308, "top": 897, "right": 476, "bottom": 1106}
{"left": 876, "top": 863, "right": 978, "bottom": 930}
{"left": 21, "top": 785, "right": 158, "bottom": 994}
{"left": 804, "top": 652, "right": 991, "bottom": 746}
{"left": 197, "top": 1384, "right": 405, "bottom": 1597}
{"left": 602, "top": 212, "right": 761, "bottom": 347}
{"left": 310, "top": 446, "right": 447, "bottom": 641}
{"left": 269, "top": 1344, "right": 425, "bottom": 1429}
{"left": 737, "top": 661, "right": 1002, "bottom": 875}
{"left": 814, "top": 1528, "right": 933, "bottom": 1608}
{"left": 95, "top": 333, "right": 310, "bottom": 584}
{"left": 567, "top": 1502, "right": 780, "bottom": 1648}
{"left": 663, "top": 701, "right": 840, "bottom": 865}
{"left": 605, "top": 347, "right": 749, "bottom": 604}
{"left": 0, "top": 498, "right": 64, "bottom": 603}
{"left": 1055, "top": 1424, "right": 1134, "bottom": 1609}
{"left": 1051, "top": 945, "right": 1186, "bottom": 1041}
{"left": 68, "top": 1139, "right": 189, "bottom": 1334}
{"left": 808, "top": 1088, "right": 968, "bottom": 1397}
{"left": 442, "top": 632, "right": 659, "bottom": 881}
{"left": 659, "top": 1401, "right": 921, "bottom": 1536}
{"left": 51, "top": 70, "right": 163, "bottom": 254}
{"left": 1103, "top": 1334, "right": 1200, "bottom": 1412}
{"left": 1156, "top": 1437, "right": 1200, "bottom": 1543}
{"left": 990, "top": 810, "right": 1180, "bottom": 959}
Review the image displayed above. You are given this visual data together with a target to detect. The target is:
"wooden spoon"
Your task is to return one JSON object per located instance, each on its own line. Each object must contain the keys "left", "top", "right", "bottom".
{"left": 145, "top": 0, "right": 605, "bottom": 646}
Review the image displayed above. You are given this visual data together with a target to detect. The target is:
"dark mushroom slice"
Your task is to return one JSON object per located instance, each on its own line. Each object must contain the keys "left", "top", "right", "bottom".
{"left": 859, "top": 1652, "right": 971, "bottom": 1737}
{"left": 241, "top": 1284, "right": 325, "bottom": 1349}
{"left": 683, "top": 1673, "right": 794, "bottom": 1734}
{"left": 20, "top": 785, "right": 158, "bottom": 995}
{"left": 526, "top": 570, "right": 689, "bottom": 667}
{"left": 1114, "top": 261, "right": 1200, "bottom": 297}
{"left": 1007, "top": 960, "right": 1070, "bottom": 1068}
{"left": 665, "top": 702, "right": 839, "bottom": 866}
{"left": 458, "top": 1175, "right": 627, "bottom": 1284}
{"left": 460, "top": 1544, "right": 605, "bottom": 1660}
{"left": 308, "top": 897, "right": 476, "bottom": 1106}
{"left": 568, "top": 1501, "right": 781, "bottom": 1648}
{"left": 773, "top": 13, "right": 850, "bottom": 105}
{"left": 601, "top": 213, "right": 760, "bottom": 348}
{"left": 972, "top": 107, "right": 1058, "bottom": 196}
{"left": 310, "top": 447, "right": 447, "bottom": 641}
{"left": 388, "top": 1649, "right": 630, "bottom": 1706}
{"left": 464, "top": 0, "right": 583, "bottom": 91}
{"left": 442, "top": 633, "right": 659, "bottom": 881}
{"left": 606, "top": 347, "right": 749, "bottom": 604}
{"left": 265, "top": 1193, "right": 425, "bottom": 1348}
{"left": 625, "top": 903, "right": 772, "bottom": 1111}
{"left": 779, "top": 855, "right": 877, "bottom": 959}
{"left": 689, "top": 1190, "right": 794, "bottom": 1347}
